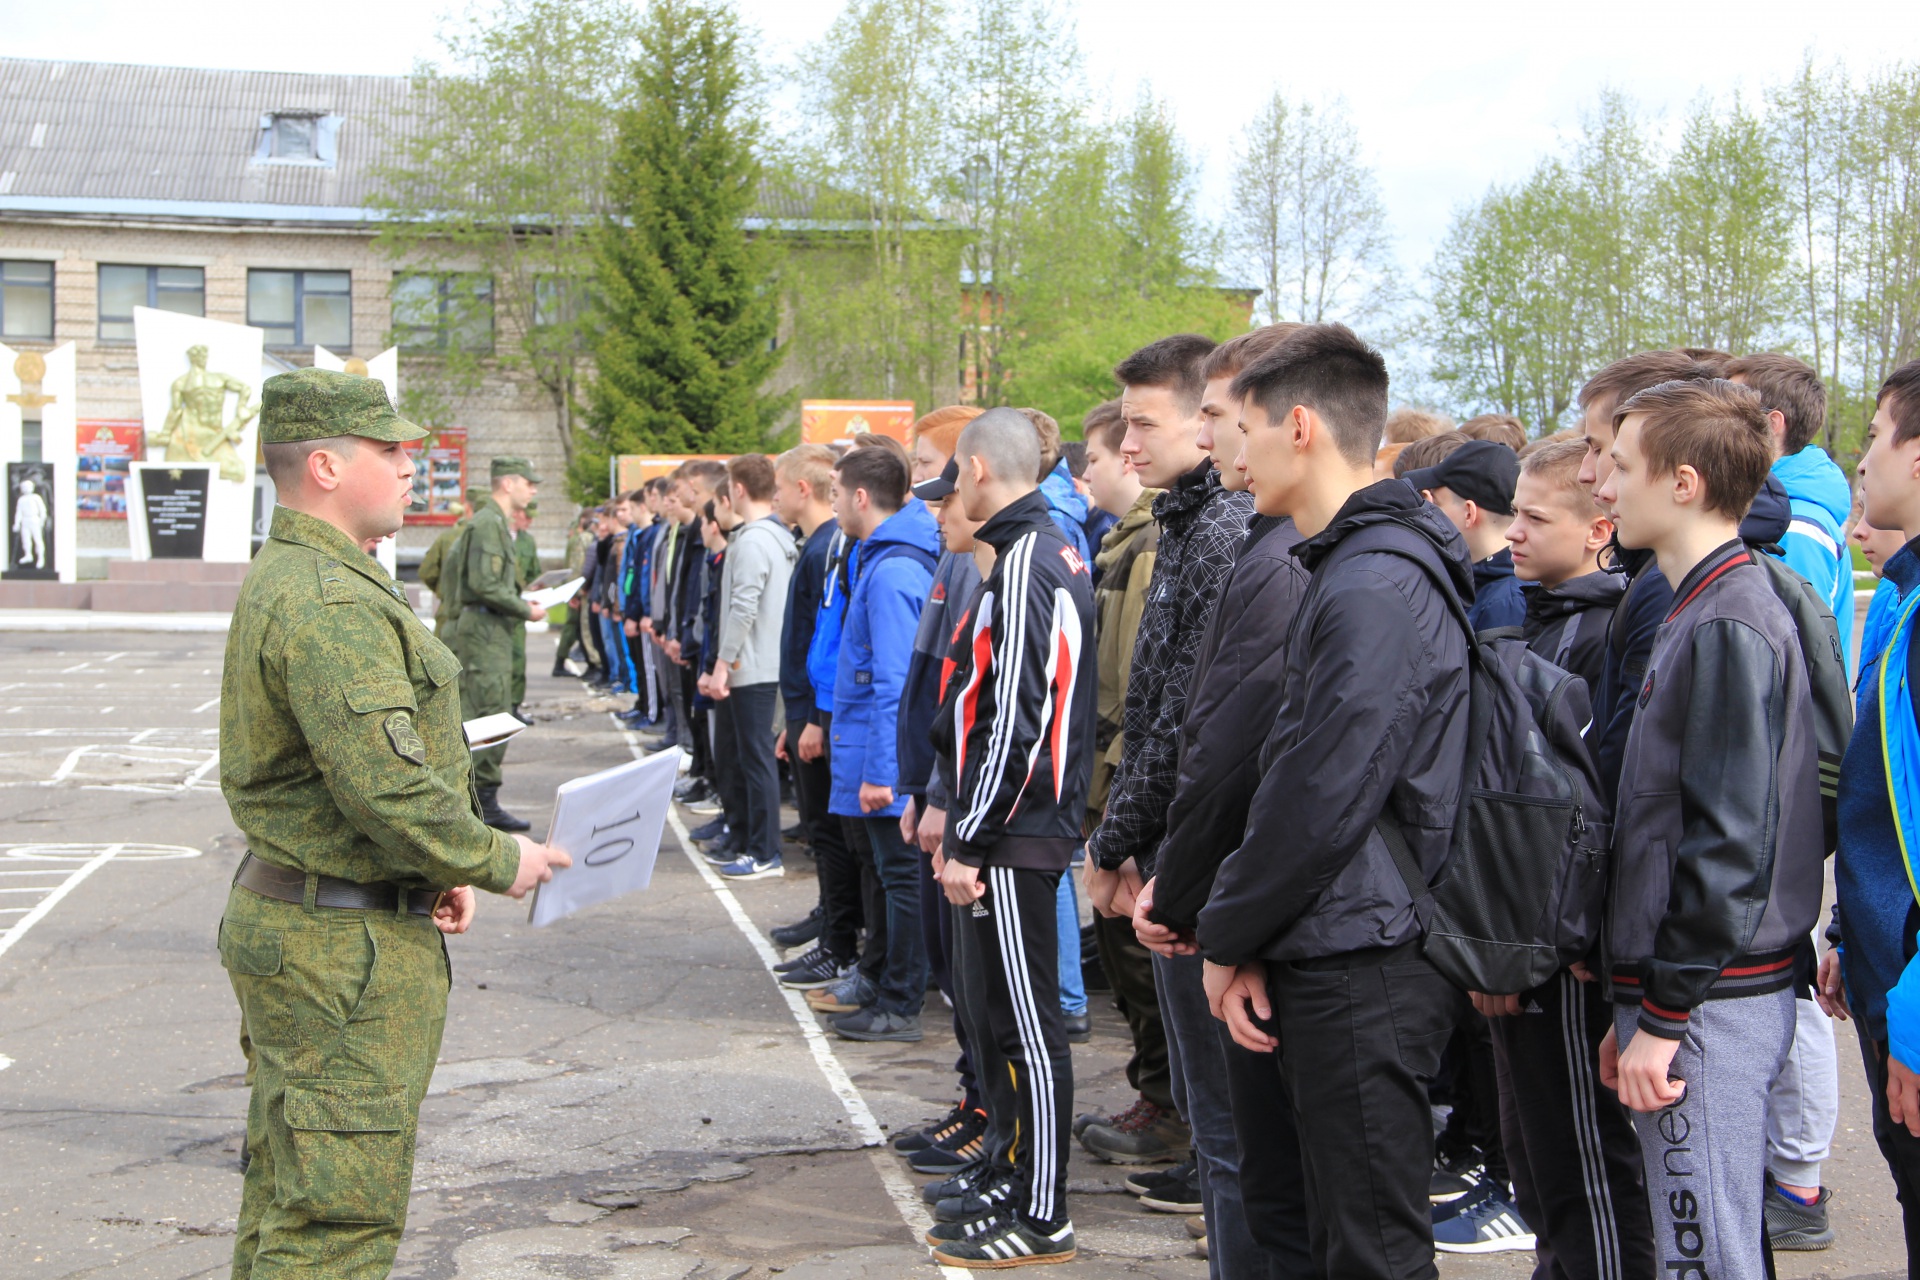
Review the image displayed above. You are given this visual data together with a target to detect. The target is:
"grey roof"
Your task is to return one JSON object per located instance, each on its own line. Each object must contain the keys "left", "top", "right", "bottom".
{"left": 0, "top": 58, "right": 411, "bottom": 216}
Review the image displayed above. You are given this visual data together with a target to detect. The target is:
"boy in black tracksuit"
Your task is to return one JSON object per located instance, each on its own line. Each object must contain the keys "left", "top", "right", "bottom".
{"left": 1481, "top": 438, "right": 1655, "bottom": 1278}
{"left": 926, "top": 410, "right": 1096, "bottom": 1268}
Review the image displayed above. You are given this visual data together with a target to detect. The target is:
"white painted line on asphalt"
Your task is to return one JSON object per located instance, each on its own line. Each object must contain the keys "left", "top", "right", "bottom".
{"left": 0, "top": 1055, "right": 11, "bottom": 1072}
{"left": 192, "top": 697, "right": 220, "bottom": 713}
{"left": 0, "top": 843, "right": 124, "bottom": 962}
{"left": 619, "top": 723, "right": 961, "bottom": 1274}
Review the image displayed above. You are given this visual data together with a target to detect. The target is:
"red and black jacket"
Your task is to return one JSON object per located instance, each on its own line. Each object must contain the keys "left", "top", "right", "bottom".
{"left": 933, "top": 489, "right": 1098, "bottom": 871}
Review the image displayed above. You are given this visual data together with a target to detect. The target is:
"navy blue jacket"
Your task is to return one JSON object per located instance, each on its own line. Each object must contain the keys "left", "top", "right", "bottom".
{"left": 1467, "top": 548, "right": 1527, "bottom": 631}
{"left": 780, "top": 520, "right": 837, "bottom": 724}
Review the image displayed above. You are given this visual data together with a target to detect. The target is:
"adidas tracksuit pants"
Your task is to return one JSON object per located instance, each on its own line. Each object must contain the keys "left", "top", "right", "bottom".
{"left": 951, "top": 864, "right": 1073, "bottom": 1229}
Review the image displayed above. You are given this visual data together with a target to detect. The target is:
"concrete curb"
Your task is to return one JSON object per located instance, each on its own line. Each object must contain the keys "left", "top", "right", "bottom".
{"left": 0, "top": 610, "right": 235, "bottom": 632}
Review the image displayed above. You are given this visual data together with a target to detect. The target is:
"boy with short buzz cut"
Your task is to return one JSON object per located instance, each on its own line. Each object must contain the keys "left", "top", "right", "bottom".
{"left": 1472, "top": 435, "right": 1656, "bottom": 1276}
{"left": 1594, "top": 378, "right": 1826, "bottom": 1280}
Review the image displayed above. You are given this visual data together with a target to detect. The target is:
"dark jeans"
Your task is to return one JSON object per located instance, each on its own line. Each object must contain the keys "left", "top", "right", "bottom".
{"left": 791, "top": 721, "right": 860, "bottom": 961}
{"left": 1267, "top": 941, "right": 1464, "bottom": 1280}
{"left": 921, "top": 828, "right": 979, "bottom": 1106}
{"left": 1437, "top": 1010, "right": 1508, "bottom": 1185}
{"left": 1157, "top": 951, "right": 1306, "bottom": 1279}
{"left": 709, "top": 698, "right": 747, "bottom": 840}
{"left": 844, "top": 818, "right": 887, "bottom": 982}
{"left": 718, "top": 684, "right": 780, "bottom": 861}
{"left": 1861, "top": 1029, "right": 1920, "bottom": 1278}
{"left": 1093, "top": 910, "right": 1173, "bottom": 1111}
{"left": 862, "top": 815, "right": 927, "bottom": 1018}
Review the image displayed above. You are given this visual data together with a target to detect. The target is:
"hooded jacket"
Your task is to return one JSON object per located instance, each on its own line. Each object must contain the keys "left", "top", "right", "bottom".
{"left": 1605, "top": 539, "right": 1825, "bottom": 1040}
{"left": 829, "top": 499, "right": 941, "bottom": 818}
{"left": 716, "top": 514, "right": 798, "bottom": 687}
{"left": 1591, "top": 474, "right": 1793, "bottom": 802}
{"left": 1148, "top": 515, "right": 1309, "bottom": 927}
{"left": 1089, "top": 490, "right": 1160, "bottom": 819}
{"left": 1198, "top": 482, "right": 1473, "bottom": 964}
{"left": 1521, "top": 569, "right": 1627, "bottom": 693}
{"left": 1040, "top": 458, "right": 1092, "bottom": 563}
{"left": 897, "top": 548, "right": 983, "bottom": 798}
{"left": 933, "top": 489, "right": 1097, "bottom": 871}
{"left": 780, "top": 519, "right": 837, "bottom": 724}
{"left": 1088, "top": 462, "right": 1256, "bottom": 871}
{"left": 1774, "top": 444, "right": 1856, "bottom": 674}
{"left": 1468, "top": 548, "right": 1527, "bottom": 630}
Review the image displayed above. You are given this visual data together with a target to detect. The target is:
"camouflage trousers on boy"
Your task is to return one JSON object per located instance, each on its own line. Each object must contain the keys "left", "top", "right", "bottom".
{"left": 219, "top": 884, "right": 450, "bottom": 1279}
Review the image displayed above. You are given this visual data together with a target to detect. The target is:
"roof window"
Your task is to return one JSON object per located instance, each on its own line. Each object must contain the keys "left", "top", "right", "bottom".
{"left": 254, "top": 111, "right": 339, "bottom": 166}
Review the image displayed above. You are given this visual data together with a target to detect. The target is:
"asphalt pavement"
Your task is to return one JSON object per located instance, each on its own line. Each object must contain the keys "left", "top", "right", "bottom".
{"left": 0, "top": 628, "right": 1907, "bottom": 1278}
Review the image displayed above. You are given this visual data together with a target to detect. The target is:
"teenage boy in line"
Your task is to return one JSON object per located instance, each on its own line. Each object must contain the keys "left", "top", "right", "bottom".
{"left": 1131, "top": 323, "right": 1315, "bottom": 1277}
{"left": 1467, "top": 437, "right": 1656, "bottom": 1275}
{"left": 1200, "top": 323, "right": 1472, "bottom": 1280}
{"left": 1402, "top": 437, "right": 1526, "bottom": 630}
{"left": 768, "top": 445, "right": 857, "bottom": 985}
{"left": 1593, "top": 378, "right": 1825, "bottom": 1280}
{"left": 703, "top": 455, "right": 797, "bottom": 881}
{"left": 824, "top": 445, "right": 942, "bottom": 1042}
{"left": 679, "top": 462, "right": 739, "bottom": 852}
{"left": 1084, "top": 333, "right": 1253, "bottom": 1165}
{"left": 924, "top": 408, "right": 1096, "bottom": 1268}
{"left": 1725, "top": 352, "right": 1849, "bottom": 1250}
{"left": 1829, "top": 360, "right": 1920, "bottom": 1274}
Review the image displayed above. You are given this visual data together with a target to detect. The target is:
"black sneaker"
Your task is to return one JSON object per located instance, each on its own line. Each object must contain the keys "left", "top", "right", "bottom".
{"left": 1062, "top": 1010, "right": 1091, "bottom": 1043}
{"left": 1140, "top": 1163, "right": 1202, "bottom": 1214}
{"left": 930, "top": 1217, "right": 1076, "bottom": 1267}
{"left": 1765, "top": 1179, "right": 1835, "bottom": 1251}
{"left": 934, "top": 1174, "right": 1016, "bottom": 1223}
{"left": 778, "top": 950, "right": 848, "bottom": 990}
{"left": 829, "top": 1006, "right": 923, "bottom": 1043}
{"left": 1433, "top": 1188, "right": 1534, "bottom": 1253}
{"left": 922, "top": 1161, "right": 987, "bottom": 1204}
{"left": 909, "top": 1108, "right": 989, "bottom": 1173}
{"left": 782, "top": 821, "right": 807, "bottom": 843}
{"left": 894, "top": 1102, "right": 977, "bottom": 1155}
{"left": 925, "top": 1208, "right": 1011, "bottom": 1246}
{"left": 774, "top": 945, "right": 828, "bottom": 974}
{"left": 689, "top": 816, "right": 728, "bottom": 842}
{"left": 1430, "top": 1153, "right": 1486, "bottom": 1203}
{"left": 771, "top": 908, "right": 823, "bottom": 950}
{"left": 673, "top": 777, "right": 711, "bottom": 803}
{"left": 1123, "top": 1158, "right": 1194, "bottom": 1197}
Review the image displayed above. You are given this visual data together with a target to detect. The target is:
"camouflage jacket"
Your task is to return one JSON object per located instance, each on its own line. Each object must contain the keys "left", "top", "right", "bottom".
{"left": 219, "top": 506, "right": 520, "bottom": 892}
{"left": 514, "top": 528, "right": 540, "bottom": 588}
{"left": 418, "top": 519, "right": 467, "bottom": 595}
{"left": 457, "top": 504, "right": 533, "bottom": 620}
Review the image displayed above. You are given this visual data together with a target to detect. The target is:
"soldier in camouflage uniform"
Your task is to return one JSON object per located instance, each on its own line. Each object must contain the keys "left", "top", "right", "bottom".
{"left": 510, "top": 501, "right": 541, "bottom": 716}
{"left": 218, "top": 369, "right": 568, "bottom": 1280}
{"left": 417, "top": 487, "right": 484, "bottom": 635}
{"left": 450, "top": 457, "right": 545, "bottom": 831}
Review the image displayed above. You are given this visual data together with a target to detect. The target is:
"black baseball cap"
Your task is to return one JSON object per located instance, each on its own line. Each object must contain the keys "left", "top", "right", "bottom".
{"left": 1401, "top": 438, "right": 1519, "bottom": 515}
{"left": 913, "top": 457, "right": 960, "bottom": 502}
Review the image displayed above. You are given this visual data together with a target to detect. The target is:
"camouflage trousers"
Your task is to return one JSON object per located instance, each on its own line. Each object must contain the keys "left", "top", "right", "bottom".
{"left": 451, "top": 610, "right": 515, "bottom": 788}
{"left": 511, "top": 619, "right": 527, "bottom": 709}
{"left": 219, "top": 883, "right": 450, "bottom": 1280}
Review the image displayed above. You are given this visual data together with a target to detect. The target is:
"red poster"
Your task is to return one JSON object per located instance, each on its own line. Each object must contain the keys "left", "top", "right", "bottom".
{"left": 76, "top": 420, "right": 145, "bottom": 518}
{"left": 403, "top": 428, "right": 469, "bottom": 525}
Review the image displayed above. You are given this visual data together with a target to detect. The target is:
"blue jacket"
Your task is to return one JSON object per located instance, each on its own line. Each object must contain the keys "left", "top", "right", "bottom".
{"left": 1467, "top": 548, "right": 1527, "bottom": 630}
{"left": 1040, "top": 459, "right": 1092, "bottom": 564}
{"left": 780, "top": 520, "right": 838, "bottom": 723}
{"left": 1774, "top": 445, "right": 1855, "bottom": 675}
{"left": 1838, "top": 539, "right": 1920, "bottom": 1039}
{"left": 805, "top": 529, "right": 852, "bottom": 718}
{"left": 830, "top": 500, "right": 941, "bottom": 818}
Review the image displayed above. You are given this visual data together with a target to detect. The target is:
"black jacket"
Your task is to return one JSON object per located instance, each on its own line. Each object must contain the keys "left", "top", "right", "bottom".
{"left": 1148, "top": 515, "right": 1309, "bottom": 928}
{"left": 1605, "top": 539, "right": 1824, "bottom": 1039}
{"left": 1521, "top": 569, "right": 1626, "bottom": 695}
{"left": 1088, "top": 462, "right": 1255, "bottom": 870}
{"left": 1197, "top": 482, "right": 1473, "bottom": 965}
{"left": 1591, "top": 475, "right": 1792, "bottom": 801}
{"left": 934, "top": 490, "right": 1097, "bottom": 871}
{"left": 779, "top": 520, "right": 836, "bottom": 722}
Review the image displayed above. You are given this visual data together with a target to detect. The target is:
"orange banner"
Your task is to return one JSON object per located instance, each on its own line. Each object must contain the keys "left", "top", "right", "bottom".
{"left": 801, "top": 400, "right": 916, "bottom": 446}
{"left": 612, "top": 454, "right": 728, "bottom": 495}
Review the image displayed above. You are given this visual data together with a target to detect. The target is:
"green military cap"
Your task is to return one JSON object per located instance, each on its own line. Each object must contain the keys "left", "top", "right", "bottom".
{"left": 466, "top": 485, "right": 492, "bottom": 506}
{"left": 259, "top": 368, "right": 427, "bottom": 445}
{"left": 491, "top": 456, "right": 542, "bottom": 483}
{"left": 525, "top": 500, "right": 539, "bottom": 515}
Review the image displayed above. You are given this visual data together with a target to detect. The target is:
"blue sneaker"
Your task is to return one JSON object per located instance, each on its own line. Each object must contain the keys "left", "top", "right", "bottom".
{"left": 1433, "top": 1188, "right": 1534, "bottom": 1254}
{"left": 717, "top": 853, "right": 783, "bottom": 880}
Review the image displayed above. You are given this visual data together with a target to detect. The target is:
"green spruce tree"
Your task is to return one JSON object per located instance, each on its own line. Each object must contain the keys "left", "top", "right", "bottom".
{"left": 577, "top": 0, "right": 781, "bottom": 493}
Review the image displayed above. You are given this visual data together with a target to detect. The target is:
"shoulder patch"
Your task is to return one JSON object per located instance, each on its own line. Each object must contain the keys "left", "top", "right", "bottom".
{"left": 319, "top": 558, "right": 356, "bottom": 605}
{"left": 383, "top": 710, "right": 428, "bottom": 765}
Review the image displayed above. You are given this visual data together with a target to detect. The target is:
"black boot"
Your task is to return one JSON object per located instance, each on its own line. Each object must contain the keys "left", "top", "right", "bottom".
{"left": 478, "top": 785, "right": 532, "bottom": 833}
{"left": 511, "top": 705, "right": 532, "bottom": 725}
{"left": 550, "top": 658, "right": 570, "bottom": 678}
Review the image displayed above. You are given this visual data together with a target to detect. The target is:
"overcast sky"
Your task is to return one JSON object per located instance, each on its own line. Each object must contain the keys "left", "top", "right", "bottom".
{"left": 12, "top": 0, "right": 1920, "bottom": 275}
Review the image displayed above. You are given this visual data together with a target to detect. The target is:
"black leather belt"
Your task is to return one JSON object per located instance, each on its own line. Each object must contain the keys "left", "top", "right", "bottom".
{"left": 235, "top": 852, "right": 439, "bottom": 915}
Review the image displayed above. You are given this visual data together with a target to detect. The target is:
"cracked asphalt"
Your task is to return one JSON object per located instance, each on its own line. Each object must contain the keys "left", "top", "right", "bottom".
{"left": 0, "top": 630, "right": 1908, "bottom": 1278}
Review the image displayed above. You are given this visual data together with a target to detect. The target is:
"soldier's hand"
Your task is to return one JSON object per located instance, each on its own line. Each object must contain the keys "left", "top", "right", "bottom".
{"left": 506, "top": 835, "right": 572, "bottom": 899}
{"left": 528, "top": 604, "right": 548, "bottom": 622}
{"left": 434, "top": 886, "right": 477, "bottom": 934}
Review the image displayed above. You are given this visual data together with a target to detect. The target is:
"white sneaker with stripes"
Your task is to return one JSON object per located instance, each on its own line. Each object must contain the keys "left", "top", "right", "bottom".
{"left": 929, "top": 1217, "right": 1076, "bottom": 1268}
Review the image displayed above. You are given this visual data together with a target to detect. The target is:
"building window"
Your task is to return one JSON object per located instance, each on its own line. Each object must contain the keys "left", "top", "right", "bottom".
{"left": 248, "top": 269, "right": 351, "bottom": 348}
{"left": 97, "top": 265, "right": 205, "bottom": 342}
{"left": 0, "top": 260, "right": 54, "bottom": 341}
{"left": 254, "top": 112, "right": 339, "bottom": 166}
{"left": 392, "top": 273, "right": 494, "bottom": 354}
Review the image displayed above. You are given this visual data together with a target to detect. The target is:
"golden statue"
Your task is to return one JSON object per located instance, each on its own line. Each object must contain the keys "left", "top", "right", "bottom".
{"left": 151, "top": 344, "right": 259, "bottom": 483}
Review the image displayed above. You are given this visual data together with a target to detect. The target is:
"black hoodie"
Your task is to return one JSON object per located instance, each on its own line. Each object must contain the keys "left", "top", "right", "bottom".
{"left": 1197, "top": 481, "right": 1475, "bottom": 965}
{"left": 1521, "top": 569, "right": 1627, "bottom": 695}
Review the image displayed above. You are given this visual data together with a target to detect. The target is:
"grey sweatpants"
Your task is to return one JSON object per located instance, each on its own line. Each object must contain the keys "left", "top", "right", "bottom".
{"left": 1614, "top": 988, "right": 1794, "bottom": 1280}
{"left": 1764, "top": 996, "right": 1839, "bottom": 1188}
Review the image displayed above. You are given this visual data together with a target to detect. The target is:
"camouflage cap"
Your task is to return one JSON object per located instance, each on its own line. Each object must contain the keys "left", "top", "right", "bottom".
{"left": 260, "top": 368, "right": 427, "bottom": 445}
{"left": 525, "top": 500, "right": 540, "bottom": 515}
{"left": 491, "top": 456, "right": 542, "bottom": 483}
{"left": 466, "top": 485, "right": 492, "bottom": 507}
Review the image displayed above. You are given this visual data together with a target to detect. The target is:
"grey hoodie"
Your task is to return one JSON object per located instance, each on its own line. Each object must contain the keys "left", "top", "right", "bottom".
{"left": 717, "top": 515, "right": 798, "bottom": 687}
